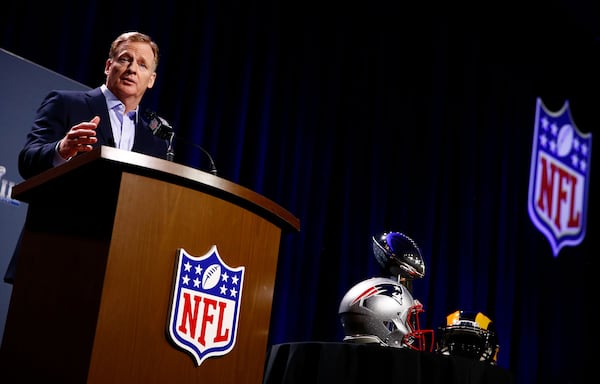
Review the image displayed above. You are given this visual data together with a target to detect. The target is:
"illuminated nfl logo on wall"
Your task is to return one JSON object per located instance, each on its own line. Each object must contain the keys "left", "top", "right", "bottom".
{"left": 528, "top": 98, "right": 592, "bottom": 257}
{"left": 0, "top": 165, "right": 20, "bottom": 207}
{"left": 167, "top": 246, "right": 245, "bottom": 366}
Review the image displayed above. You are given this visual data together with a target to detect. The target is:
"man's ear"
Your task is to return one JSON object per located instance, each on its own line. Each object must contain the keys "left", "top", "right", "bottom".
{"left": 147, "top": 72, "right": 157, "bottom": 89}
{"left": 104, "top": 59, "right": 112, "bottom": 76}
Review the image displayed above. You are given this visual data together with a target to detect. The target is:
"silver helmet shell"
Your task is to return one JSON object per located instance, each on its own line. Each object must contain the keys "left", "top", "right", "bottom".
{"left": 338, "top": 277, "right": 433, "bottom": 351}
{"left": 372, "top": 232, "right": 425, "bottom": 279}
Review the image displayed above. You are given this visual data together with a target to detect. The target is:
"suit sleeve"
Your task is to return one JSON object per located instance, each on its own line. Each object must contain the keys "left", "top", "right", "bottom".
{"left": 17, "top": 91, "right": 71, "bottom": 179}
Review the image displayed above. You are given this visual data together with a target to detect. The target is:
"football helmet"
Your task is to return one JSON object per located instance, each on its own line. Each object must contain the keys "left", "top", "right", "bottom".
{"left": 372, "top": 231, "right": 425, "bottom": 280}
{"left": 338, "top": 277, "right": 433, "bottom": 351}
{"left": 436, "top": 310, "right": 499, "bottom": 364}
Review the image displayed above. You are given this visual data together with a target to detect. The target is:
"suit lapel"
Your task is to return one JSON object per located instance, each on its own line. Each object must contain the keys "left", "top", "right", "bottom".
{"left": 84, "top": 87, "right": 115, "bottom": 147}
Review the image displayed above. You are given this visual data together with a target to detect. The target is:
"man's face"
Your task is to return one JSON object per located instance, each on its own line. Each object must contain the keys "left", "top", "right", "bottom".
{"left": 104, "top": 41, "right": 157, "bottom": 104}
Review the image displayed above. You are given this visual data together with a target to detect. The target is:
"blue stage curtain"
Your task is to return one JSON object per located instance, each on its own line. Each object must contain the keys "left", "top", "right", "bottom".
{"left": 1, "top": 2, "right": 596, "bottom": 383}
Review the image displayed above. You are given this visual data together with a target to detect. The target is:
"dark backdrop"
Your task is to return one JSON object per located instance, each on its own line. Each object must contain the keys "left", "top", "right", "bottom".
{"left": 2, "top": 1, "right": 597, "bottom": 383}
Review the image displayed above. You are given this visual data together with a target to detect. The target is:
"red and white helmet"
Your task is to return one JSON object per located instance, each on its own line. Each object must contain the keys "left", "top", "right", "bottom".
{"left": 338, "top": 277, "right": 434, "bottom": 351}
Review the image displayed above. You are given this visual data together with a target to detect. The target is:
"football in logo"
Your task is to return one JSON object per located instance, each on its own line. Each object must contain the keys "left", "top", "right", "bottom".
{"left": 202, "top": 264, "right": 221, "bottom": 289}
{"left": 556, "top": 124, "right": 574, "bottom": 157}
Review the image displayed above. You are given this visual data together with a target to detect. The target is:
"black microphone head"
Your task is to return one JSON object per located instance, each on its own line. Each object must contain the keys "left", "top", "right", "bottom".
{"left": 143, "top": 109, "right": 156, "bottom": 120}
{"left": 145, "top": 109, "right": 173, "bottom": 140}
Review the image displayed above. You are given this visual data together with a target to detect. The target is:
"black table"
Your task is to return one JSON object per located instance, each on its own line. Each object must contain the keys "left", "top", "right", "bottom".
{"left": 263, "top": 342, "right": 513, "bottom": 384}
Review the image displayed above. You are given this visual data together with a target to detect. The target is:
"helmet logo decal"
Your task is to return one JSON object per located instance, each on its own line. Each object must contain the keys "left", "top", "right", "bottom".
{"left": 350, "top": 282, "right": 402, "bottom": 306}
{"left": 166, "top": 246, "right": 245, "bottom": 366}
{"left": 528, "top": 97, "right": 592, "bottom": 257}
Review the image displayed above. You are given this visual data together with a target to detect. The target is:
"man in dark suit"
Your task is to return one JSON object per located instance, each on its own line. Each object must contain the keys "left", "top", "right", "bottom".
{"left": 4, "top": 31, "right": 169, "bottom": 283}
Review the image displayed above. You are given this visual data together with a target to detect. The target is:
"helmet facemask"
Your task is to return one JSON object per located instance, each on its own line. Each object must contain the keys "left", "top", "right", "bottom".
{"left": 436, "top": 311, "right": 499, "bottom": 364}
{"left": 398, "top": 301, "right": 434, "bottom": 352}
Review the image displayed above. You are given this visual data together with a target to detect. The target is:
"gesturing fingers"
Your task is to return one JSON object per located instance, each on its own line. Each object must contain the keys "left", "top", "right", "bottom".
{"left": 58, "top": 117, "right": 100, "bottom": 159}
{"left": 68, "top": 118, "right": 99, "bottom": 146}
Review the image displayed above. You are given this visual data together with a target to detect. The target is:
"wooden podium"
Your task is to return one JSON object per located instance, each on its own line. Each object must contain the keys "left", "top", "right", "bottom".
{"left": 0, "top": 146, "right": 300, "bottom": 383}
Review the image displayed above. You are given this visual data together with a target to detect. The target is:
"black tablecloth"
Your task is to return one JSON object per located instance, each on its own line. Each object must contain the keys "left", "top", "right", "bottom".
{"left": 263, "top": 342, "right": 513, "bottom": 384}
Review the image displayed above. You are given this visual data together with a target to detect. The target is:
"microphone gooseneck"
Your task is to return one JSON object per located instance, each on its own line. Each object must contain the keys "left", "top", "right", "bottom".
{"left": 183, "top": 140, "right": 218, "bottom": 176}
{"left": 166, "top": 134, "right": 175, "bottom": 162}
{"left": 145, "top": 109, "right": 218, "bottom": 175}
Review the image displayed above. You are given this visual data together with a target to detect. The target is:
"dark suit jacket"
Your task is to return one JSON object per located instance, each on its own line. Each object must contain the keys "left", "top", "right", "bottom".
{"left": 5, "top": 87, "right": 168, "bottom": 283}
{"left": 18, "top": 87, "right": 168, "bottom": 179}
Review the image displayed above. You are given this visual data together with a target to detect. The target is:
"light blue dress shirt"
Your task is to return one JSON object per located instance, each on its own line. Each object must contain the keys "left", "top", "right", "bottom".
{"left": 101, "top": 84, "right": 137, "bottom": 151}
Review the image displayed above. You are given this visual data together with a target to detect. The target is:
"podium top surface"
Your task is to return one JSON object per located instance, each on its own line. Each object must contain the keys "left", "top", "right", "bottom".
{"left": 12, "top": 146, "right": 300, "bottom": 232}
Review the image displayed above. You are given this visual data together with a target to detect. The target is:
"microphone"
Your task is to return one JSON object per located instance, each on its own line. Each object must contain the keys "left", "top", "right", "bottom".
{"left": 144, "top": 109, "right": 218, "bottom": 176}
{"left": 145, "top": 109, "right": 174, "bottom": 140}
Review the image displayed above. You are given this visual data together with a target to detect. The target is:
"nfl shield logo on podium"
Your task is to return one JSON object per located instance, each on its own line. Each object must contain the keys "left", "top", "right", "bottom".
{"left": 528, "top": 98, "right": 592, "bottom": 257}
{"left": 167, "top": 246, "right": 245, "bottom": 366}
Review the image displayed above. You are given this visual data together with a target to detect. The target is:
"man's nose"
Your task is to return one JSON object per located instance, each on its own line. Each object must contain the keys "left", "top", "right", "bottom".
{"left": 126, "top": 61, "right": 138, "bottom": 72}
